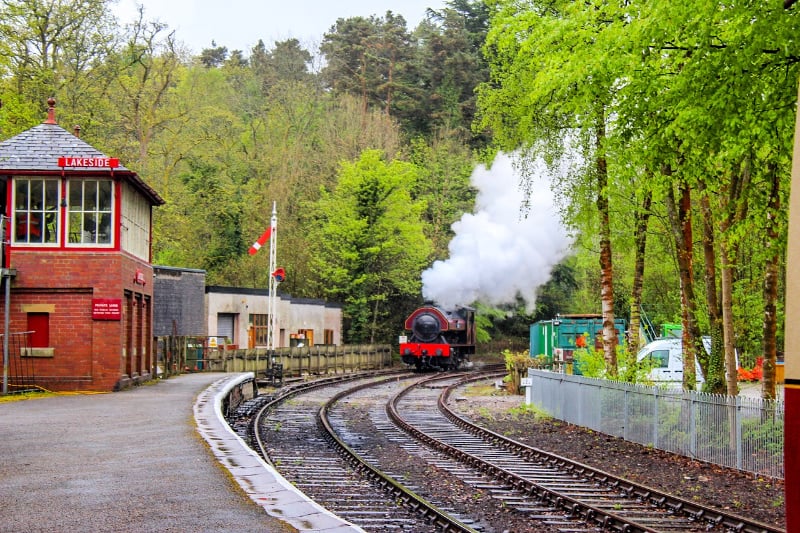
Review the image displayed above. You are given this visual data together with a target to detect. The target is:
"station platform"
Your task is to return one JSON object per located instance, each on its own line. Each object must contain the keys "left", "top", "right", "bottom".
{"left": 0, "top": 372, "right": 363, "bottom": 532}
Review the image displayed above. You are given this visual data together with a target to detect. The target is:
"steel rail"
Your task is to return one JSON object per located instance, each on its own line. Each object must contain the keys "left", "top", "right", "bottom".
{"left": 388, "top": 372, "right": 657, "bottom": 532}
{"left": 318, "top": 374, "right": 481, "bottom": 533}
{"left": 250, "top": 368, "right": 406, "bottom": 458}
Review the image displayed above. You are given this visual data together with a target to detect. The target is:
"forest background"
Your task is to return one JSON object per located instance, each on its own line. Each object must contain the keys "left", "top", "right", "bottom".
{"left": 0, "top": 0, "right": 798, "bottom": 398}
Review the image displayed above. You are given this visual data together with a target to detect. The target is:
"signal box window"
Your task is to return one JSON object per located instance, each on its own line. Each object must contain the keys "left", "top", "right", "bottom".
{"left": 68, "top": 179, "right": 113, "bottom": 245}
{"left": 13, "top": 178, "right": 59, "bottom": 244}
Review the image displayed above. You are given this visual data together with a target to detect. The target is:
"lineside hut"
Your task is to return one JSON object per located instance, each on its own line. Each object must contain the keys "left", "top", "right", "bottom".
{"left": 205, "top": 286, "right": 342, "bottom": 350}
{"left": 152, "top": 265, "right": 208, "bottom": 376}
{"left": 0, "top": 99, "right": 164, "bottom": 392}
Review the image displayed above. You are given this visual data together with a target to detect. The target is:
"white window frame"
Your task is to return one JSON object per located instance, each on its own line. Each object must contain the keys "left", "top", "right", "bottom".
{"left": 12, "top": 177, "right": 60, "bottom": 246}
{"left": 66, "top": 179, "right": 114, "bottom": 247}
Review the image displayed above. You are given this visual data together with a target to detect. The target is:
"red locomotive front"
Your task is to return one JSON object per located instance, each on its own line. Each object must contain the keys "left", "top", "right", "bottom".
{"left": 399, "top": 306, "right": 475, "bottom": 371}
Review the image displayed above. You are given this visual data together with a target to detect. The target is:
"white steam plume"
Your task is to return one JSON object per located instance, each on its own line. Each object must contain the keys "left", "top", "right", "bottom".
{"left": 421, "top": 152, "right": 573, "bottom": 310}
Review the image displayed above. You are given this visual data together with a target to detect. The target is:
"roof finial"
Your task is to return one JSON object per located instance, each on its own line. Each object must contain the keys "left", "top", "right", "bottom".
{"left": 44, "top": 97, "right": 57, "bottom": 124}
{"left": 73, "top": 124, "right": 81, "bottom": 137}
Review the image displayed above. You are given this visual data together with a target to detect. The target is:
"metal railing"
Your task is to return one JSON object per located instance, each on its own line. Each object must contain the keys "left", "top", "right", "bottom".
{"left": 639, "top": 305, "right": 657, "bottom": 343}
{"left": 525, "top": 369, "right": 784, "bottom": 479}
{"left": 1, "top": 331, "right": 37, "bottom": 395}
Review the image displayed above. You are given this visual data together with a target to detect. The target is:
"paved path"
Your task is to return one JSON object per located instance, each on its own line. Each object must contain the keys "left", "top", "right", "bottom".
{"left": 0, "top": 372, "right": 352, "bottom": 532}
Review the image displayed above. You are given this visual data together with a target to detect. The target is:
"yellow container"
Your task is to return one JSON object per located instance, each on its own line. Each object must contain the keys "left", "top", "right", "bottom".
{"left": 776, "top": 362, "right": 785, "bottom": 383}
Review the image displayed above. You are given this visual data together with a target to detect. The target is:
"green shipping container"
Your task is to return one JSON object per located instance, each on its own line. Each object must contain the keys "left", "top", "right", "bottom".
{"left": 529, "top": 315, "right": 627, "bottom": 374}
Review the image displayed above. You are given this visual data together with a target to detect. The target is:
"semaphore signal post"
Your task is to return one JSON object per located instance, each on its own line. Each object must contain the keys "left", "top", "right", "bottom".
{"left": 247, "top": 201, "right": 281, "bottom": 371}
{"left": 266, "top": 201, "right": 279, "bottom": 354}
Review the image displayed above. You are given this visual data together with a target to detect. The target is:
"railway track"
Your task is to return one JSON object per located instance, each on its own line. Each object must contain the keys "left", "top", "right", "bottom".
{"left": 389, "top": 372, "right": 785, "bottom": 533}
{"left": 250, "top": 371, "right": 479, "bottom": 532}
{"left": 238, "top": 369, "right": 784, "bottom": 532}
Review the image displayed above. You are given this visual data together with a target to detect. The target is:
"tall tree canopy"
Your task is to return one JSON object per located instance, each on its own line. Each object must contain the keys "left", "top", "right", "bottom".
{"left": 478, "top": 0, "right": 800, "bottom": 393}
{"left": 309, "top": 150, "right": 432, "bottom": 343}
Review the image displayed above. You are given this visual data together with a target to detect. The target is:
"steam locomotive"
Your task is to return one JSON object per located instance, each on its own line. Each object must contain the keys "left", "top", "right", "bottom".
{"left": 399, "top": 306, "right": 476, "bottom": 371}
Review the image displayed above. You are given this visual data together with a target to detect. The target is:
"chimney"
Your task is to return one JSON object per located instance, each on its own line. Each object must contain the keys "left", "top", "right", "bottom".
{"left": 43, "top": 97, "right": 57, "bottom": 124}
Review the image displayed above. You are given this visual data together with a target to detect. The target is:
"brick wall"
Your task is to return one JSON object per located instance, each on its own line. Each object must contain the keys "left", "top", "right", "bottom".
{"left": 1, "top": 251, "right": 154, "bottom": 391}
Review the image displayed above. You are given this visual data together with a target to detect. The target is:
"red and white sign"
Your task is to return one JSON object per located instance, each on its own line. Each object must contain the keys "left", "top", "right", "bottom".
{"left": 58, "top": 157, "right": 119, "bottom": 168}
{"left": 248, "top": 226, "right": 273, "bottom": 255}
{"left": 133, "top": 269, "right": 146, "bottom": 285}
{"left": 92, "top": 298, "right": 122, "bottom": 320}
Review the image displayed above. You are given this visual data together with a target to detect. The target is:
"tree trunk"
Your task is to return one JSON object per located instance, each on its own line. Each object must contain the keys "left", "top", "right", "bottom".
{"left": 699, "top": 186, "right": 726, "bottom": 394}
{"left": 595, "top": 115, "right": 618, "bottom": 374}
{"left": 360, "top": 53, "right": 369, "bottom": 116}
{"left": 628, "top": 188, "right": 652, "bottom": 357}
{"left": 663, "top": 171, "right": 700, "bottom": 390}
{"left": 761, "top": 163, "right": 780, "bottom": 400}
{"left": 720, "top": 238, "right": 739, "bottom": 395}
{"left": 719, "top": 161, "right": 750, "bottom": 395}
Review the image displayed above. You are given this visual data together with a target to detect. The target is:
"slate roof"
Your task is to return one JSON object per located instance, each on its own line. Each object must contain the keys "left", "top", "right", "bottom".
{"left": 0, "top": 122, "right": 131, "bottom": 172}
{"left": 0, "top": 118, "right": 164, "bottom": 205}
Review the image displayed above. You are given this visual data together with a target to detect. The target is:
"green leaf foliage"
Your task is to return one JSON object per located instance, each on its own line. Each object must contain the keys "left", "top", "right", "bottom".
{"left": 309, "top": 150, "right": 433, "bottom": 343}
{"left": 0, "top": 0, "right": 797, "bottom": 366}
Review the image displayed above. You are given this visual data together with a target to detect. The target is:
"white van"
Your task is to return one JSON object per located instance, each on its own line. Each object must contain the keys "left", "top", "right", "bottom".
{"left": 636, "top": 337, "right": 712, "bottom": 385}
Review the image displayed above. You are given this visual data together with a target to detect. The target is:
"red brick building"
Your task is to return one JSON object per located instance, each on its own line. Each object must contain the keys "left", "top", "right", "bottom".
{"left": 0, "top": 100, "right": 164, "bottom": 391}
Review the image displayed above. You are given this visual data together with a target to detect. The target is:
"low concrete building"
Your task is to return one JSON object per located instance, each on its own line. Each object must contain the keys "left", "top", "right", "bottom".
{"left": 205, "top": 286, "right": 342, "bottom": 349}
{"left": 151, "top": 266, "right": 342, "bottom": 351}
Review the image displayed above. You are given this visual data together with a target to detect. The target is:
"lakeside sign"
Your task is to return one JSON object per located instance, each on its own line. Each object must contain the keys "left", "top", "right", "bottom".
{"left": 58, "top": 157, "right": 119, "bottom": 168}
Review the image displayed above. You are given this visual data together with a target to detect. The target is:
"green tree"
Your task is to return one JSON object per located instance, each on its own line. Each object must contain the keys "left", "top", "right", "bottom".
{"left": 320, "top": 12, "right": 415, "bottom": 118}
{"left": 95, "top": 13, "right": 184, "bottom": 166}
{"left": 198, "top": 41, "right": 228, "bottom": 68}
{"left": 412, "top": 0, "right": 490, "bottom": 144}
{"left": 249, "top": 38, "right": 312, "bottom": 92}
{"left": 408, "top": 133, "right": 476, "bottom": 260}
{"left": 0, "top": 0, "right": 120, "bottom": 131}
{"left": 478, "top": 0, "right": 799, "bottom": 396}
{"left": 236, "top": 88, "right": 403, "bottom": 295}
{"left": 309, "top": 150, "right": 432, "bottom": 343}
{"left": 614, "top": 1, "right": 798, "bottom": 394}
{"left": 533, "top": 260, "right": 579, "bottom": 322}
{"left": 145, "top": 65, "right": 249, "bottom": 274}
{"left": 477, "top": 0, "right": 623, "bottom": 373}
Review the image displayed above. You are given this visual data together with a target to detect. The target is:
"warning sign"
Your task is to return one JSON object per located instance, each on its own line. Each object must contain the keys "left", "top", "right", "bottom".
{"left": 92, "top": 298, "right": 121, "bottom": 320}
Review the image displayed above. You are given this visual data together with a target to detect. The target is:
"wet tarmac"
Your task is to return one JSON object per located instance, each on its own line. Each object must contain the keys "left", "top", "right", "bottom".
{"left": 0, "top": 372, "right": 362, "bottom": 532}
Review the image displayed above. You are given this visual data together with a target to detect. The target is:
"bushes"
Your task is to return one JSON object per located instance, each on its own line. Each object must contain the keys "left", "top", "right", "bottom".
{"left": 503, "top": 348, "right": 548, "bottom": 394}
{"left": 572, "top": 346, "right": 655, "bottom": 384}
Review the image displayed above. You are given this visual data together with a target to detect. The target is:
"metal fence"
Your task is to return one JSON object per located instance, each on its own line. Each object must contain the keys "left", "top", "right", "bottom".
{"left": 525, "top": 369, "right": 784, "bottom": 479}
